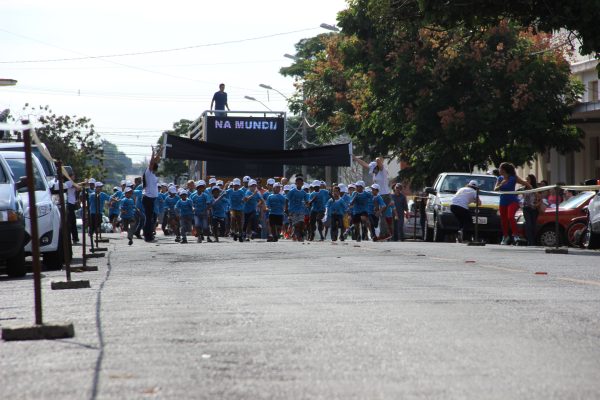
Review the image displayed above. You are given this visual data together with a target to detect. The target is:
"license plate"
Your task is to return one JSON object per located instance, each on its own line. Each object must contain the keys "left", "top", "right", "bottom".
{"left": 472, "top": 216, "right": 487, "bottom": 224}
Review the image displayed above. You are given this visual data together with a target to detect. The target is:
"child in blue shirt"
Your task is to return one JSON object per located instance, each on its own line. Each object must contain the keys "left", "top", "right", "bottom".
{"left": 175, "top": 190, "right": 193, "bottom": 243}
{"left": 209, "top": 187, "right": 227, "bottom": 242}
{"left": 328, "top": 186, "right": 348, "bottom": 241}
{"left": 165, "top": 186, "right": 180, "bottom": 240}
{"left": 119, "top": 188, "right": 136, "bottom": 245}
{"left": 192, "top": 183, "right": 212, "bottom": 243}
{"left": 265, "top": 183, "right": 286, "bottom": 242}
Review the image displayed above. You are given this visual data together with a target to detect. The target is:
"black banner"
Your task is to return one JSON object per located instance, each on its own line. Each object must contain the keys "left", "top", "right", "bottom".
{"left": 165, "top": 135, "right": 352, "bottom": 174}
{"left": 206, "top": 116, "right": 285, "bottom": 176}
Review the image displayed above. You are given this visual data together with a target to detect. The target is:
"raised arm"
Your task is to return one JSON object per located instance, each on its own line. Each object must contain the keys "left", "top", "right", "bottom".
{"left": 353, "top": 155, "right": 370, "bottom": 169}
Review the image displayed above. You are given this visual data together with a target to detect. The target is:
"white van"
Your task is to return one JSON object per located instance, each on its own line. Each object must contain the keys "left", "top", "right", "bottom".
{"left": 0, "top": 142, "right": 58, "bottom": 187}
{"left": 0, "top": 153, "right": 26, "bottom": 277}
{"left": 0, "top": 151, "right": 63, "bottom": 269}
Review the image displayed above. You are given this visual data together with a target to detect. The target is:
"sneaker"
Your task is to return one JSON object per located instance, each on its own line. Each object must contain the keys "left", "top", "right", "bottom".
{"left": 214, "top": 236, "right": 219, "bottom": 242}
{"left": 181, "top": 238, "right": 187, "bottom": 244}
{"left": 500, "top": 236, "right": 510, "bottom": 245}
{"left": 513, "top": 235, "right": 523, "bottom": 245}
{"left": 197, "top": 237, "right": 202, "bottom": 243}
{"left": 128, "top": 239, "right": 133, "bottom": 246}
{"left": 457, "top": 230, "right": 463, "bottom": 244}
{"left": 238, "top": 235, "right": 243, "bottom": 243}
{"left": 175, "top": 237, "right": 181, "bottom": 243}
{"left": 206, "top": 237, "right": 213, "bottom": 243}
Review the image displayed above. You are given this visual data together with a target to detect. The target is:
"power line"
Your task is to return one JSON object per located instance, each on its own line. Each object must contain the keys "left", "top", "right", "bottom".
{"left": 0, "top": 27, "right": 318, "bottom": 64}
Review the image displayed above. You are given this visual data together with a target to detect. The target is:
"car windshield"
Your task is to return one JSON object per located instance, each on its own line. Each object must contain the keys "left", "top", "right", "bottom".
{"left": 439, "top": 175, "right": 498, "bottom": 194}
{"left": 0, "top": 145, "right": 56, "bottom": 179}
{"left": 558, "top": 191, "right": 595, "bottom": 210}
{"left": 5, "top": 158, "right": 47, "bottom": 192}
{"left": 0, "top": 162, "right": 7, "bottom": 183}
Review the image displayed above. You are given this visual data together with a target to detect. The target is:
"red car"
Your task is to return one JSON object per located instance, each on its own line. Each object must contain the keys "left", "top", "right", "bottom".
{"left": 515, "top": 191, "right": 596, "bottom": 247}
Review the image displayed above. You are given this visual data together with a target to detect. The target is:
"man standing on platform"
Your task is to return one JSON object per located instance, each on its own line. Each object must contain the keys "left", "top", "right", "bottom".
{"left": 210, "top": 83, "right": 230, "bottom": 117}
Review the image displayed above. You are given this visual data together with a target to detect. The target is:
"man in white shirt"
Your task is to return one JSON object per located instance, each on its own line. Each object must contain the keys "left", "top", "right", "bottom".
{"left": 64, "top": 171, "right": 85, "bottom": 244}
{"left": 353, "top": 155, "right": 391, "bottom": 237}
{"left": 142, "top": 146, "right": 162, "bottom": 242}
{"left": 450, "top": 180, "right": 481, "bottom": 243}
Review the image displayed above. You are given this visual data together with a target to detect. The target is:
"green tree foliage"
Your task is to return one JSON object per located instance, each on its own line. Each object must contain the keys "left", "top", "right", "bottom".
{"left": 158, "top": 119, "right": 192, "bottom": 183}
{"left": 19, "top": 104, "right": 104, "bottom": 179}
{"left": 283, "top": 0, "right": 584, "bottom": 186}
{"left": 418, "top": 0, "right": 600, "bottom": 57}
{"left": 102, "top": 140, "right": 133, "bottom": 186}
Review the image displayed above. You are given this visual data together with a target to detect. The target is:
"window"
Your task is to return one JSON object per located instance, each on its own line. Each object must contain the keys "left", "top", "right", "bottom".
{"left": 5, "top": 158, "right": 46, "bottom": 192}
{"left": 589, "top": 80, "right": 598, "bottom": 102}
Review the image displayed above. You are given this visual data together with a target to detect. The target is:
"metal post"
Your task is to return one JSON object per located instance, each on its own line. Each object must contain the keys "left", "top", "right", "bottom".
{"left": 81, "top": 191, "right": 87, "bottom": 268}
{"left": 23, "top": 129, "right": 43, "bottom": 325}
{"left": 301, "top": 112, "right": 308, "bottom": 178}
{"left": 468, "top": 188, "right": 485, "bottom": 246}
{"left": 56, "top": 161, "right": 71, "bottom": 281}
{"left": 554, "top": 185, "right": 560, "bottom": 248}
{"left": 413, "top": 198, "right": 417, "bottom": 240}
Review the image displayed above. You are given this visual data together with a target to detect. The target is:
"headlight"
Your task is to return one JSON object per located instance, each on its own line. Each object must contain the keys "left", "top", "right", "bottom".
{"left": 0, "top": 210, "right": 20, "bottom": 222}
{"left": 25, "top": 203, "right": 53, "bottom": 218}
{"left": 441, "top": 205, "right": 451, "bottom": 213}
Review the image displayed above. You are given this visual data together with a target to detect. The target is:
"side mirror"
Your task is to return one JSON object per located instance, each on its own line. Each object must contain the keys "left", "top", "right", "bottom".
{"left": 15, "top": 176, "right": 27, "bottom": 190}
{"left": 424, "top": 187, "right": 436, "bottom": 195}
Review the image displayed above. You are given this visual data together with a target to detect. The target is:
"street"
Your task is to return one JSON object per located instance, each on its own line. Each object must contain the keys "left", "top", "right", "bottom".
{"left": 1, "top": 235, "right": 600, "bottom": 399}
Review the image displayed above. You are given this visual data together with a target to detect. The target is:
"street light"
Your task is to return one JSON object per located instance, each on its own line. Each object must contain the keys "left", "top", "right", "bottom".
{"left": 259, "top": 83, "right": 289, "bottom": 101}
{"left": 283, "top": 53, "right": 297, "bottom": 61}
{"left": 244, "top": 95, "right": 272, "bottom": 111}
{"left": 0, "top": 78, "right": 17, "bottom": 86}
{"left": 319, "top": 23, "right": 340, "bottom": 32}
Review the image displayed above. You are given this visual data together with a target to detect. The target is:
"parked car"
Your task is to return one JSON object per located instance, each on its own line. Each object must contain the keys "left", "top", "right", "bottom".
{"left": 0, "top": 153, "right": 26, "bottom": 277}
{"left": 515, "top": 191, "right": 595, "bottom": 247}
{"left": 424, "top": 173, "right": 501, "bottom": 243}
{"left": 0, "top": 142, "right": 58, "bottom": 187}
{"left": 0, "top": 151, "right": 64, "bottom": 270}
{"left": 582, "top": 181, "right": 600, "bottom": 249}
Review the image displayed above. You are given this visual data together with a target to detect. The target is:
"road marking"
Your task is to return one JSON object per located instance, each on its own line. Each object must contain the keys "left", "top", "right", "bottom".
{"left": 556, "top": 277, "right": 600, "bottom": 287}
{"left": 478, "top": 264, "right": 524, "bottom": 274}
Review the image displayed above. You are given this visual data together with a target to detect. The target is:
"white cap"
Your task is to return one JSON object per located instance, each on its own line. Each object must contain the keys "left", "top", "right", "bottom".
{"left": 196, "top": 180, "right": 206, "bottom": 187}
{"left": 179, "top": 189, "right": 189, "bottom": 196}
{"left": 211, "top": 186, "right": 221, "bottom": 192}
{"left": 95, "top": 181, "right": 104, "bottom": 187}
{"left": 355, "top": 180, "right": 365, "bottom": 187}
{"left": 161, "top": 182, "right": 168, "bottom": 187}
{"left": 232, "top": 178, "right": 241, "bottom": 185}
{"left": 267, "top": 178, "right": 276, "bottom": 185}
{"left": 365, "top": 187, "right": 372, "bottom": 192}
{"left": 243, "top": 176, "right": 251, "bottom": 182}
{"left": 168, "top": 186, "right": 177, "bottom": 194}
{"left": 348, "top": 183, "right": 356, "bottom": 189}
{"left": 320, "top": 181, "right": 326, "bottom": 186}
{"left": 113, "top": 186, "right": 119, "bottom": 190}
{"left": 126, "top": 180, "right": 132, "bottom": 187}
{"left": 124, "top": 187, "right": 133, "bottom": 193}
{"left": 217, "top": 180, "right": 223, "bottom": 186}
{"left": 209, "top": 178, "right": 217, "bottom": 184}
{"left": 312, "top": 180, "right": 321, "bottom": 187}
{"left": 248, "top": 179, "right": 257, "bottom": 186}
{"left": 120, "top": 180, "right": 126, "bottom": 185}
{"left": 368, "top": 161, "right": 377, "bottom": 174}
{"left": 302, "top": 183, "right": 310, "bottom": 190}
{"left": 89, "top": 178, "right": 96, "bottom": 184}
{"left": 283, "top": 185, "right": 291, "bottom": 191}
{"left": 371, "top": 183, "right": 380, "bottom": 190}
{"left": 338, "top": 184, "right": 348, "bottom": 193}
{"left": 468, "top": 180, "right": 479, "bottom": 189}
{"left": 273, "top": 182, "right": 282, "bottom": 188}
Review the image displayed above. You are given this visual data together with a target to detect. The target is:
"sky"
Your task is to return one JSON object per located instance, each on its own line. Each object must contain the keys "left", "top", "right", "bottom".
{"left": 1, "top": 0, "right": 348, "bottom": 163}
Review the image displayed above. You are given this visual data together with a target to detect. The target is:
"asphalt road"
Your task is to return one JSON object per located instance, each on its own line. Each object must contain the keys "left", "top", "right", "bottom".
{"left": 1, "top": 234, "right": 600, "bottom": 399}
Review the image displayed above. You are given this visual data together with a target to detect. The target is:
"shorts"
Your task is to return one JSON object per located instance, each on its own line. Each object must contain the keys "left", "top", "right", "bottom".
{"left": 352, "top": 212, "right": 368, "bottom": 224}
{"left": 269, "top": 214, "right": 283, "bottom": 225}
{"left": 289, "top": 212, "right": 305, "bottom": 225}
{"left": 109, "top": 214, "right": 119, "bottom": 223}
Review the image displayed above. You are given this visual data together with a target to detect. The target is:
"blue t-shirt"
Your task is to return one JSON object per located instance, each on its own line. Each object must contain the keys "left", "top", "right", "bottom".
{"left": 385, "top": 202, "right": 395, "bottom": 218}
{"left": 227, "top": 188, "right": 247, "bottom": 211}
{"left": 211, "top": 195, "right": 228, "bottom": 218}
{"left": 244, "top": 190, "right": 262, "bottom": 214}
{"left": 192, "top": 191, "right": 212, "bottom": 214}
{"left": 109, "top": 191, "right": 122, "bottom": 216}
{"left": 499, "top": 175, "right": 519, "bottom": 206}
{"left": 309, "top": 190, "right": 329, "bottom": 213}
{"left": 132, "top": 189, "right": 144, "bottom": 214}
{"left": 165, "top": 194, "right": 180, "bottom": 211}
{"left": 120, "top": 197, "right": 135, "bottom": 219}
{"left": 329, "top": 198, "right": 348, "bottom": 216}
{"left": 212, "top": 91, "right": 228, "bottom": 110}
{"left": 266, "top": 193, "right": 286, "bottom": 216}
{"left": 88, "top": 192, "right": 111, "bottom": 215}
{"left": 175, "top": 198, "right": 194, "bottom": 217}
{"left": 157, "top": 192, "right": 167, "bottom": 213}
{"left": 351, "top": 191, "right": 372, "bottom": 215}
{"left": 287, "top": 187, "right": 309, "bottom": 214}
{"left": 368, "top": 194, "right": 385, "bottom": 215}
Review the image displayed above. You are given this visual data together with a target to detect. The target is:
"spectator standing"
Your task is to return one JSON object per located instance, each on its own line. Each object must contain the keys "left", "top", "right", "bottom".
{"left": 390, "top": 184, "right": 409, "bottom": 241}
{"left": 495, "top": 162, "right": 530, "bottom": 245}
{"left": 142, "top": 146, "right": 161, "bottom": 242}
{"left": 521, "top": 174, "right": 541, "bottom": 246}
{"left": 450, "top": 180, "right": 480, "bottom": 243}
{"left": 210, "top": 83, "right": 230, "bottom": 117}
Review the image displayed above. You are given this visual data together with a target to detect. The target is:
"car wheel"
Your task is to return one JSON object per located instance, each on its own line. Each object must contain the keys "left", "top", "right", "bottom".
{"left": 566, "top": 220, "right": 587, "bottom": 248}
{"left": 6, "top": 245, "right": 26, "bottom": 277}
{"left": 538, "top": 225, "right": 560, "bottom": 247}
{"left": 584, "top": 221, "right": 600, "bottom": 250}
{"left": 432, "top": 215, "right": 444, "bottom": 242}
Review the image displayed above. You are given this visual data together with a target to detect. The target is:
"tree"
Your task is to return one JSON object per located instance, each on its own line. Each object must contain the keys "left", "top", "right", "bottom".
{"left": 102, "top": 140, "right": 133, "bottom": 186}
{"left": 418, "top": 0, "right": 600, "bottom": 58}
{"left": 158, "top": 119, "right": 192, "bottom": 183}
{"left": 282, "top": 0, "right": 584, "bottom": 186}
{"left": 16, "top": 104, "right": 104, "bottom": 179}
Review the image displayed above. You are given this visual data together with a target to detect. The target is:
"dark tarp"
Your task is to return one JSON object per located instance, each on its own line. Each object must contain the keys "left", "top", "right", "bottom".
{"left": 164, "top": 135, "right": 352, "bottom": 167}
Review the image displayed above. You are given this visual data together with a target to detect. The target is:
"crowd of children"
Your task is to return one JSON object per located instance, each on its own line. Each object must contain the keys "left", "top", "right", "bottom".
{"left": 83, "top": 174, "right": 410, "bottom": 245}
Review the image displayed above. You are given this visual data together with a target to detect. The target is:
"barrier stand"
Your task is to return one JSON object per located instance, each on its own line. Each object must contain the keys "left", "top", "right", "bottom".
{"left": 546, "top": 185, "right": 568, "bottom": 254}
{"left": 2, "top": 127, "right": 74, "bottom": 341}
{"left": 50, "top": 160, "right": 90, "bottom": 290}
{"left": 80, "top": 190, "right": 100, "bottom": 269}
{"left": 412, "top": 198, "right": 418, "bottom": 240}
{"left": 468, "top": 188, "right": 485, "bottom": 246}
